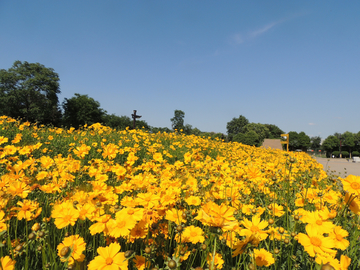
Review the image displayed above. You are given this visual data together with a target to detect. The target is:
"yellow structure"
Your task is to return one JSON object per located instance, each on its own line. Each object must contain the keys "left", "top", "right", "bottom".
{"left": 280, "top": 134, "right": 289, "bottom": 152}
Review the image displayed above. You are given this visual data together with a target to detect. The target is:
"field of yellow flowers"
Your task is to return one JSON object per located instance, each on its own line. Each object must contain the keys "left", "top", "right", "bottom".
{"left": 0, "top": 115, "right": 359, "bottom": 270}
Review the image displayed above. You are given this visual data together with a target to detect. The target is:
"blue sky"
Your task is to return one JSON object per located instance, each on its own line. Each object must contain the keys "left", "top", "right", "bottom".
{"left": 1, "top": 1, "right": 359, "bottom": 139}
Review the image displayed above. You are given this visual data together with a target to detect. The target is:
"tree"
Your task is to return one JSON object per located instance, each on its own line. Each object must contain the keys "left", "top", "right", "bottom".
{"left": 103, "top": 114, "right": 132, "bottom": 130}
{"left": 243, "top": 123, "right": 269, "bottom": 146}
{"left": 226, "top": 115, "right": 249, "bottom": 141}
{"left": 233, "top": 131, "right": 259, "bottom": 146}
{"left": 342, "top": 131, "right": 355, "bottom": 158}
{"left": 171, "top": 110, "right": 185, "bottom": 131}
{"left": 0, "top": 60, "right": 61, "bottom": 125}
{"left": 310, "top": 136, "right": 321, "bottom": 150}
{"left": 264, "top": 124, "right": 284, "bottom": 139}
{"left": 288, "top": 131, "right": 299, "bottom": 151}
{"left": 297, "top": 132, "right": 311, "bottom": 151}
{"left": 62, "top": 93, "right": 106, "bottom": 127}
{"left": 321, "top": 135, "right": 340, "bottom": 157}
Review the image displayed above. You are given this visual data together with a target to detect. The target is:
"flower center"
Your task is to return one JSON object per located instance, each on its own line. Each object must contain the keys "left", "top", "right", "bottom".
{"left": 336, "top": 234, "right": 343, "bottom": 241}
{"left": 316, "top": 220, "right": 323, "bottom": 225}
{"left": 351, "top": 182, "right": 360, "bottom": 190}
{"left": 127, "top": 209, "right": 134, "bottom": 215}
{"left": 310, "top": 237, "right": 322, "bottom": 247}
{"left": 190, "top": 232, "right": 198, "bottom": 237}
{"left": 105, "top": 257, "right": 113, "bottom": 265}
{"left": 250, "top": 226, "right": 259, "bottom": 232}
{"left": 117, "top": 221, "right": 126, "bottom": 228}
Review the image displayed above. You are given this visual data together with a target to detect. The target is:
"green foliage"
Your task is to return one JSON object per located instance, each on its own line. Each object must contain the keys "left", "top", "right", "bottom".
{"left": 321, "top": 135, "right": 340, "bottom": 155}
{"left": 233, "top": 130, "right": 259, "bottom": 146}
{"left": 332, "top": 151, "right": 340, "bottom": 157}
{"left": 62, "top": 93, "right": 107, "bottom": 128}
{"left": 288, "top": 131, "right": 311, "bottom": 151}
{"left": 102, "top": 114, "right": 132, "bottom": 130}
{"left": 310, "top": 136, "right": 321, "bottom": 150}
{"left": 264, "top": 123, "right": 284, "bottom": 139}
{"left": 352, "top": 151, "right": 360, "bottom": 157}
{"left": 226, "top": 115, "right": 249, "bottom": 141}
{"left": 170, "top": 110, "right": 185, "bottom": 131}
{"left": 341, "top": 151, "right": 349, "bottom": 157}
{"left": 243, "top": 123, "right": 269, "bottom": 145}
{"left": 0, "top": 60, "right": 61, "bottom": 125}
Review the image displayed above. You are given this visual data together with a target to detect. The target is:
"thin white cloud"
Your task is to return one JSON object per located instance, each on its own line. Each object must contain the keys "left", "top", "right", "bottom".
{"left": 250, "top": 21, "right": 279, "bottom": 38}
{"left": 230, "top": 12, "right": 307, "bottom": 45}
{"left": 309, "top": 123, "right": 316, "bottom": 126}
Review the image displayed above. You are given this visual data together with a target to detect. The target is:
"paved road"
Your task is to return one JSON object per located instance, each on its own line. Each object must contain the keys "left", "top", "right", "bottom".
{"left": 315, "top": 157, "right": 360, "bottom": 177}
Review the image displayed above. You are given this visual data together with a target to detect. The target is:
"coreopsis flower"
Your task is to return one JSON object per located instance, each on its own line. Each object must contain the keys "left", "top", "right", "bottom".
{"left": 8, "top": 181, "right": 30, "bottom": 199}
{"left": 88, "top": 242, "right": 128, "bottom": 270}
{"left": 0, "top": 136, "right": 8, "bottom": 145}
{"left": 195, "top": 201, "right": 237, "bottom": 229}
{"left": 181, "top": 225, "right": 205, "bottom": 244}
{"left": 328, "top": 226, "right": 350, "bottom": 250}
{"left": 133, "top": 255, "right": 150, "bottom": 270}
{"left": 296, "top": 224, "right": 336, "bottom": 257}
{"left": 73, "top": 144, "right": 91, "bottom": 159}
{"left": 268, "top": 203, "right": 285, "bottom": 217}
{"left": 0, "top": 256, "right": 16, "bottom": 270}
{"left": 206, "top": 252, "right": 224, "bottom": 270}
{"left": 116, "top": 207, "right": 144, "bottom": 222}
{"left": 130, "top": 220, "right": 148, "bottom": 242}
{"left": 165, "top": 208, "right": 186, "bottom": 225}
{"left": 185, "top": 196, "right": 201, "bottom": 206}
{"left": 57, "top": 235, "right": 86, "bottom": 265}
{"left": 344, "top": 192, "right": 360, "bottom": 214}
{"left": 109, "top": 212, "right": 137, "bottom": 238}
{"left": 52, "top": 201, "right": 80, "bottom": 229}
{"left": 89, "top": 215, "right": 115, "bottom": 236}
{"left": 341, "top": 175, "right": 360, "bottom": 195}
{"left": 339, "top": 255, "right": 351, "bottom": 270}
{"left": 153, "top": 152, "right": 163, "bottom": 163}
{"left": 301, "top": 210, "right": 335, "bottom": 234}
{"left": 253, "top": 248, "right": 275, "bottom": 267}
{"left": 240, "top": 215, "right": 268, "bottom": 241}
{"left": 135, "top": 192, "right": 160, "bottom": 208}
{"left": 101, "top": 143, "right": 118, "bottom": 159}
{"left": 232, "top": 231, "right": 260, "bottom": 257}
{"left": 15, "top": 200, "right": 41, "bottom": 221}
{"left": 39, "top": 156, "right": 54, "bottom": 169}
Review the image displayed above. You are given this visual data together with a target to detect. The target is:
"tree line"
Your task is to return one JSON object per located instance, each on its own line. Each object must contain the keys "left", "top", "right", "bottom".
{"left": 2, "top": 61, "right": 357, "bottom": 157}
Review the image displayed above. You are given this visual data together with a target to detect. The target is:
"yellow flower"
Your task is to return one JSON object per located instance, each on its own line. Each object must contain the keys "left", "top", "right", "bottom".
{"left": 0, "top": 256, "right": 16, "bottom": 270}
{"left": 52, "top": 202, "right": 79, "bottom": 229}
{"left": 341, "top": 175, "right": 360, "bottom": 195}
{"left": 109, "top": 212, "right": 137, "bottom": 238}
{"left": 15, "top": 200, "right": 41, "bottom": 221}
{"left": 185, "top": 196, "right": 201, "bottom": 206}
{"left": 296, "top": 224, "right": 336, "bottom": 257}
{"left": 57, "top": 235, "right": 86, "bottom": 265}
{"left": 207, "top": 252, "right": 224, "bottom": 270}
{"left": 0, "top": 136, "right": 9, "bottom": 145}
{"left": 88, "top": 242, "right": 128, "bottom": 270}
{"left": 253, "top": 248, "right": 275, "bottom": 267}
{"left": 240, "top": 215, "right": 268, "bottom": 241}
{"left": 328, "top": 226, "right": 349, "bottom": 250}
{"left": 181, "top": 225, "right": 205, "bottom": 244}
{"left": 301, "top": 210, "right": 335, "bottom": 234}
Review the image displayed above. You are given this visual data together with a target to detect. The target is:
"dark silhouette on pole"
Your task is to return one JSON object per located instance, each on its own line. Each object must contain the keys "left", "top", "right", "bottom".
{"left": 131, "top": 110, "right": 142, "bottom": 129}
